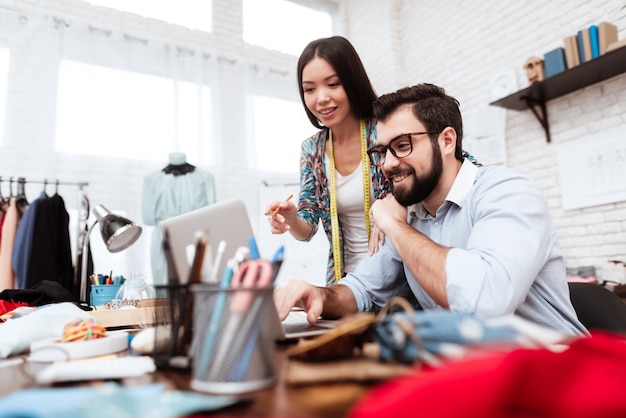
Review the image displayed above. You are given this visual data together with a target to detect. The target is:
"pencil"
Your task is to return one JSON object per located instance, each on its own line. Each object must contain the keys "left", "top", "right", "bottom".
{"left": 270, "top": 193, "right": 293, "bottom": 218}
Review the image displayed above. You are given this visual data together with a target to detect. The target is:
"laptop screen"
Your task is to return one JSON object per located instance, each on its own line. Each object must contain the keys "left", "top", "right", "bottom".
{"left": 158, "top": 198, "right": 254, "bottom": 284}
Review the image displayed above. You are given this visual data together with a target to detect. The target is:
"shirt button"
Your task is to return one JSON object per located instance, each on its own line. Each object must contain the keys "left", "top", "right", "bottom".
{"left": 434, "top": 222, "right": 440, "bottom": 227}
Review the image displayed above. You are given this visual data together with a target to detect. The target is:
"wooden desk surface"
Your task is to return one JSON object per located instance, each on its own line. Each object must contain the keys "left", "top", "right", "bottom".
{"left": 0, "top": 345, "right": 375, "bottom": 417}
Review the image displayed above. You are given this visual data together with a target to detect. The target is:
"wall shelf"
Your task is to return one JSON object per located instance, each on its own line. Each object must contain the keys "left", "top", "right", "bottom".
{"left": 490, "top": 46, "right": 626, "bottom": 143}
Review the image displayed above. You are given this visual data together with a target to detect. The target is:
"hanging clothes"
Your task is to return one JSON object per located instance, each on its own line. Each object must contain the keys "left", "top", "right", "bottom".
{"left": 0, "top": 212, "right": 4, "bottom": 248}
{"left": 14, "top": 178, "right": 28, "bottom": 220}
{"left": 25, "top": 193, "right": 74, "bottom": 293}
{"left": 0, "top": 198, "right": 19, "bottom": 292}
{"left": 0, "top": 202, "right": 6, "bottom": 247}
{"left": 12, "top": 190, "right": 47, "bottom": 289}
{"left": 142, "top": 152, "right": 216, "bottom": 285}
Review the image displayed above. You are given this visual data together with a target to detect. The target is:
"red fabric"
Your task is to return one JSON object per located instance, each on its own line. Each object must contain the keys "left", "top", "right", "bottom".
{"left": 0, "top": 300, "right": 29, "bottom": 319}
{"left": 350, "top": 334, "right": 626, "bottom": 418}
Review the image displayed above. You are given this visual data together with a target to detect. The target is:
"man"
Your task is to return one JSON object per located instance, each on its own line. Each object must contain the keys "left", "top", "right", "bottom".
{"left": 275, "top": 83, "right": 587, "bottom": 335}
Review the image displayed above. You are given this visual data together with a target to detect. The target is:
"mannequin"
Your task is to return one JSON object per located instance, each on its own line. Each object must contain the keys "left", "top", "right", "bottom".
{"left": 162, "top": 152, "right": 196, "bottom": 176}
{"left": 142, "top": 152, "right": 216, "bottom": 285}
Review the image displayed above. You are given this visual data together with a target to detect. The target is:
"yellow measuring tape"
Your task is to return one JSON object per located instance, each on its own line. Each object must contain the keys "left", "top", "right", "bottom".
{"left": 327, "top": 119, "right": 371, "bottom": 283}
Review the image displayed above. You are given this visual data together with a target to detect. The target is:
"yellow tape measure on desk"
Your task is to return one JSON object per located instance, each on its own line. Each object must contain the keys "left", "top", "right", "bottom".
{"left": 327, "top": 120, "right": 371, "bottom": 284}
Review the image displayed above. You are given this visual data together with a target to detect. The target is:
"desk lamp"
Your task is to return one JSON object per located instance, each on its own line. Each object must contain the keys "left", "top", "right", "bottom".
{"left": 79, "top": 204, "right": 142, "bottom": 301}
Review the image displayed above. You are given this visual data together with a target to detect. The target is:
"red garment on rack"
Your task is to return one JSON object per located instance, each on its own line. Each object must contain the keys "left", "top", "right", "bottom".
{"left": 0, "top": 198, "right": 18, "bottom": 291}
{"left": 350, "top": 334, "right": 626, "bottom": 418}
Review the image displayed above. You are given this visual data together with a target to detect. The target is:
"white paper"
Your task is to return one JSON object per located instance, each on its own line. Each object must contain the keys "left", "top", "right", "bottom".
{"left": 556, "top": 124, "right": 626, "bottom": 210}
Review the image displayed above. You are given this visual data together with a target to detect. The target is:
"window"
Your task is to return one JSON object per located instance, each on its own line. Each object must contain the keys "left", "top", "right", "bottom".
{"left": 0, "top": 47, "right": 9, "bottom": 145}
{"left": 56, "top": 60, "right": 211, "bottom": 162}
{"left": 250, "top": 95, "right": 314, "bottom": 173}
{"left": 243, "top": 0, "right": 332, "bottom": 55}
{"left": 85, "top": 0, "right": 212, "bottom": 32}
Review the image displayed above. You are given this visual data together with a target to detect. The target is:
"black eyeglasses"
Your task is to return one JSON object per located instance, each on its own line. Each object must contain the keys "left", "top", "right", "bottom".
{"left": 367, "top": 131, "right": 439, "bottom": 166}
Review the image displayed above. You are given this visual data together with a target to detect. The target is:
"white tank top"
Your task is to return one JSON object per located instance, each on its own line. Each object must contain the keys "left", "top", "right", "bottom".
{"left": 325, "top": 155, "right": 370, "bottom": 274}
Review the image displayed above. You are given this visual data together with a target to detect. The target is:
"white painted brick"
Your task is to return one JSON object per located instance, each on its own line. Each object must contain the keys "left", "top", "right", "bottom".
{"left": 1, "top": 0, "right": 625, "bottom": 280}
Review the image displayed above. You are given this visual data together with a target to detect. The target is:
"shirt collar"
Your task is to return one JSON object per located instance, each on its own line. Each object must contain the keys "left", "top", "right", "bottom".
{"left": 446, "top": 158, "right": 478, "bottom": 208}
{"left": 408, "top": 158, "right": 478, "bottom": 219}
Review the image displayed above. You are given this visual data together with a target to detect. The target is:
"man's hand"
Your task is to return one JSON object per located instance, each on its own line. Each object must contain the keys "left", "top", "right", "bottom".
{"left": 274, "top": 280, "right": 359, "bottom": 324}
{"left": 370, "top": 195, "right": 408, "bottom": 236}
{"left": 274, "top": 280, "right": 325, "bottom": 324}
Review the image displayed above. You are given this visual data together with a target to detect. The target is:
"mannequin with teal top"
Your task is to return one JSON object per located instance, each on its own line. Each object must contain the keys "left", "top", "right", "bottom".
{"left": 142, "top": 152, "right": 216, "bottom": 285}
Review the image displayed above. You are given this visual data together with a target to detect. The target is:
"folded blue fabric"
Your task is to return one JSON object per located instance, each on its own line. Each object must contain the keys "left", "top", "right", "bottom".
{"left": 0, "top": 383, "right": 239, "bottom": 418}
{"left": 372, "top": 310, "right": 520, "bottom": 365}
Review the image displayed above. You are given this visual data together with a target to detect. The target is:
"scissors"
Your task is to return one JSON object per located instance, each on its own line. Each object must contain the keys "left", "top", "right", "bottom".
{"left": 206, "top": 259, "right": 273, "bottom": 381}
{"left": 230, "top": 259, "right": 273, "bottom": 312}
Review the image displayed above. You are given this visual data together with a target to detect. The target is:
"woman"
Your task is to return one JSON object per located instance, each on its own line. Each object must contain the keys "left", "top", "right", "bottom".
{"left": 266, "top": 36, "right": 480, "bottom": 286}
{"left": 265, "top": 36, "right": 388, "bottom": 286}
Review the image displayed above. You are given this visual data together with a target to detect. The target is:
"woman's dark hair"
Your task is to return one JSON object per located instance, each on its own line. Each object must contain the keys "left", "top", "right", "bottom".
{"left": 297, "top": 36, "right": 377, "bottom": 129}
{"left": 373, "top": 84, "right": 464, "bottom": 161}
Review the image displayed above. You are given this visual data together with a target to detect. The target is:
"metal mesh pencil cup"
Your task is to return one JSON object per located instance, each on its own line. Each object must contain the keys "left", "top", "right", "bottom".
{"left": 152, "top": 284, "right": 191, "bottom": 367}
{"left": 190, "top": 284, "right": 276, "bottom": 394}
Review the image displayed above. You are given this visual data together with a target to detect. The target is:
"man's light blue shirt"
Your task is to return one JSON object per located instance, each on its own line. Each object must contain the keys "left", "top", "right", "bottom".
{"left": 340, "top": 159, "right": 587, "bottom": 335}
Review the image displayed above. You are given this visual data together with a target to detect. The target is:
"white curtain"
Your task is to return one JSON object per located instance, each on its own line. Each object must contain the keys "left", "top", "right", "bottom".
{"left": 0, "top": 8, "right": 277, "bottom": 285}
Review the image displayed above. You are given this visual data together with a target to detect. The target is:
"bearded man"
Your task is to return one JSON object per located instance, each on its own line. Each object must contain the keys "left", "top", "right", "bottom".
{"left": 274, "top": 83, "right": 586, "bottom": 336}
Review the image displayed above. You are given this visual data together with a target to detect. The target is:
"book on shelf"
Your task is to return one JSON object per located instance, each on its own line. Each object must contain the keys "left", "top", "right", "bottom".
{"left": 543, "top": 47, "right": 567, "bottom": 78}
{"left": 576, "top": 30, "right": 586, "bottom": 63}
{"left": 563, "top": 34, "right": 580, "bottom": 69}
{"left": 607, "top": 38, "right": 626, "bottom": 52}
{"left": 581, "top": 27, "right": 593, "bottom": 62}
{"left": 589, "top": 24, "right": 600, "bottom": 58}
{"left": 598, "top": 21, "right": 618, "bottom": 55}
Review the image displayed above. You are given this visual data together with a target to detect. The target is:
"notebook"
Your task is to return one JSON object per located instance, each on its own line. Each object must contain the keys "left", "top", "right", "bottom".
{"left": 158, "top": 197, "right": 337, "bottom": 340}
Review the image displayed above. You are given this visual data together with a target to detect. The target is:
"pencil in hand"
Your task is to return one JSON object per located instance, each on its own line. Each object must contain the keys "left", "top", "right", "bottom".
{"left": 270, "top": 193, "right": 293, "bottom": 218}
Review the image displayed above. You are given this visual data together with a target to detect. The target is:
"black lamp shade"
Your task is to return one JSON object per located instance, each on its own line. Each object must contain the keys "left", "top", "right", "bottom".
{"left": 92, "top": 205, "right": 142, "bottom": 253}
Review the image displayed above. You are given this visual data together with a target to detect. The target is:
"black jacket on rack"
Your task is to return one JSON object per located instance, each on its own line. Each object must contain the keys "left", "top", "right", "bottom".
{"left": 26, "top": 194, "right": 74, "bottom": 293}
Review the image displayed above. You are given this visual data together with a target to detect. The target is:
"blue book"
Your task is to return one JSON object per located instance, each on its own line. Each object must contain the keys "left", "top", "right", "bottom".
{"left": 576, "top": 30, "right": 586, "bottom": 63}
{"left": 589, "top": 24, "right": 600, "bottom": 58}
{"left": 543, "top": 47, "right": 567, "bottom": 78}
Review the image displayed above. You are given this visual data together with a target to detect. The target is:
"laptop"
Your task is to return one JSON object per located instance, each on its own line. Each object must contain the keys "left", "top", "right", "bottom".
{"left": 158, "top": 197, "right": 337, "bottom": 340}
{"left": 158, "top": 198, "right": 253, "bottom": 285}
{"left": 270, "top": 305, "right": 339, "bottom": 341}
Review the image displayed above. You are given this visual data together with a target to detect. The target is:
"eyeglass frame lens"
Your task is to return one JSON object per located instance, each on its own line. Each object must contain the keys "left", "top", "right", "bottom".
{"left": 367, "top": 131, "right": 438, "bottom": 166}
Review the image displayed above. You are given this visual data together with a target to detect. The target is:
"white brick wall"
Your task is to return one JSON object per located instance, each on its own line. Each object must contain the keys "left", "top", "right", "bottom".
{"left": 343, "top": 0, "right": 626, "bottom": 279}
{"left": 1, "top": 0, "right": 625, "bottom": 283}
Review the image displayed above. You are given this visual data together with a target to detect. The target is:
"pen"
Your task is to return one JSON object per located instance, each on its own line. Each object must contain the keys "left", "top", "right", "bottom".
{"left": 210, "top": 240, "right": 227, "bottom": 283}
{"left": 178, "top": 231, "right": 209, "bottom": 353}
{"left": 270, "top": 193, "right": 293, "bottom": 218}
{"left": 270, "top": 245, "right": 285, "bottom": 283}
{"left": 187, "top": 231, "right": 208, "bottom": 284}
{"left": 249, "top": 236, "right": 260, "bottom": 260}
{"left": 271, "top": 245, "right": 284, "bottom": 263}
{"left": 162, "top": 227, "right": 181, "bottom": 285}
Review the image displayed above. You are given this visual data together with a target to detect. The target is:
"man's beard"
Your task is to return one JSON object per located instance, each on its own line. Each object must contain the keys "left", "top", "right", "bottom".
{"left": 389, "top": 141, "right": 443, "bottom": 207}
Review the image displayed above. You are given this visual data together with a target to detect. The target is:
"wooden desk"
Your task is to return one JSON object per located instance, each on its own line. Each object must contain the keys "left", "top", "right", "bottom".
{"left": 0, "top": 345, "right": 375, "bottom": 417}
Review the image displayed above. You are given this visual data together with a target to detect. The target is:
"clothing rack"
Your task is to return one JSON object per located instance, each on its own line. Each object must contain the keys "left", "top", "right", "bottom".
{"left": 0, "top": 176, "right": 89, "bottom": 190}
{"left": 0, "top": 175, "right": 90, "bottom": 297}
